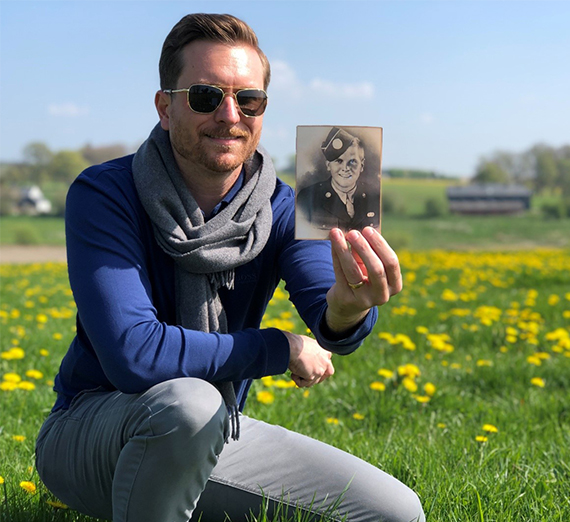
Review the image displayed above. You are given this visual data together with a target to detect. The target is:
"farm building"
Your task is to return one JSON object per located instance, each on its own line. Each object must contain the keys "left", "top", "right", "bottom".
{"left": 446, "top": 184, "right": 532, "bottom": 215}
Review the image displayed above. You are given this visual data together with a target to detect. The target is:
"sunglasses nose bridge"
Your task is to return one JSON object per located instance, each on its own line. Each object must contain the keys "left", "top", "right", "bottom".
{"left": 215, "top": 91, "right": 242, "bottom": 119}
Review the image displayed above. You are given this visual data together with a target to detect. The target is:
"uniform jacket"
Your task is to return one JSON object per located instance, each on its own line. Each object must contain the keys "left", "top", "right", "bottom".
{"left": 296, "top": 177, "right": 380, "bottom": 232}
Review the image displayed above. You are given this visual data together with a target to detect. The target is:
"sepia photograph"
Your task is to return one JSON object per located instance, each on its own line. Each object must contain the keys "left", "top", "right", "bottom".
{"left": 295, "top": 125, "right": 382, "bottom": 240}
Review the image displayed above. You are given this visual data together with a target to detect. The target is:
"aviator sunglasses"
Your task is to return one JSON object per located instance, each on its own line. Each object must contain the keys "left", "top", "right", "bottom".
{"left": 163, "top": 84, "right": 268, "bottom": 117}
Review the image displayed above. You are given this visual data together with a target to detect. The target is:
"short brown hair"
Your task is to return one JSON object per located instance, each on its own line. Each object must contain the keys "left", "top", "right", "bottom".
{"left": 159, "top": 13, "right": 271, "bottom": 90}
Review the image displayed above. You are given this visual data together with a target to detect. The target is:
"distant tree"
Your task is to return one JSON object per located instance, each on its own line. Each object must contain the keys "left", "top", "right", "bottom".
{"left": 533, "top": 146, "right": 558, "bottom": 193}
{"left": 48, "top": 150, "right": 89, "bottom": 184}
{"left": 22, "top": 142, "right": 53, "bottom": 184}
{"left": 81, "top": 143, "right": 129, "bottom": 165}
{"left": 472, "top": 161, "right": 510, "bottom": 184}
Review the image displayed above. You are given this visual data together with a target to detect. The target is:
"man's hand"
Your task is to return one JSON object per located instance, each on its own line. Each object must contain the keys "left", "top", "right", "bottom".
{"left": 283, "top": 331, "right": 335, "bottom": 388}
{"left": 326, "top": 227, "right": 403, "bottom": 334}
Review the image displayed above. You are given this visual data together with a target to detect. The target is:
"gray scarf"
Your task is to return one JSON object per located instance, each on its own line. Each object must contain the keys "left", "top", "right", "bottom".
{"left": 132, "top": 124, "right": 275, "bottom": 440}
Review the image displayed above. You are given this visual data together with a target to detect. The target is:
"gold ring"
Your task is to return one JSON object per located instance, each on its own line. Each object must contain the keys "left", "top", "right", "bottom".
{"left": 348, "top": 280, "right": 366, "bottom": 290}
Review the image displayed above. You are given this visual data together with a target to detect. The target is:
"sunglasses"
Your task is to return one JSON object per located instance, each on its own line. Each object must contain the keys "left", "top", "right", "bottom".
{"left": 163, "top": 84, "right": 268, "bottom": 118}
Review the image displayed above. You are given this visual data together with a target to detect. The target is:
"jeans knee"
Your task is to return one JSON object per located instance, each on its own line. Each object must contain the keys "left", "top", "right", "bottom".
{"left": 142, "top": 378, "right": 228, "bottom": 452}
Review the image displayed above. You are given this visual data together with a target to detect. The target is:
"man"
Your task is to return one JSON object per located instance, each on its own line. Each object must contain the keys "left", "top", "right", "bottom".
{"left": 297, "top": 127, "right": 380, "bottom": 232}
{"left": 35, "top": 13, "right": 424, "bottom": 522}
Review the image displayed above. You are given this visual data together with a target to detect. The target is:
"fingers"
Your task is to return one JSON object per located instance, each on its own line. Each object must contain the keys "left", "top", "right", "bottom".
{"left": 330, "top": 228, "right": 366, "bottom": 288}
{"left": 331, "top": 227, "right": 402, "bottom": 299}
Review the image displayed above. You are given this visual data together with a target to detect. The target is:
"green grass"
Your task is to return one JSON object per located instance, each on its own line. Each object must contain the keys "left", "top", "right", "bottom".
{"left": 2, "top": 250, "right": 570, "bottom": 521}
{"left": 0, "top": 218, "right": 66, "bottom": 246}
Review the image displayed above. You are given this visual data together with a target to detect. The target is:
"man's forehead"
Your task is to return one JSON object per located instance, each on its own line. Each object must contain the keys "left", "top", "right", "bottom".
{"left": 338, "top": 144, "right": 364, "bottom": 161}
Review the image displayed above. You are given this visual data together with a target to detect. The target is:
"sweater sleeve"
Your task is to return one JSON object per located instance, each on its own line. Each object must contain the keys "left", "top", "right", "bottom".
{"left": 275, "top": 185, "right": 378, "bottom": 355}
{"left": 64, "top": 162, "right": 289, "bottom": 395}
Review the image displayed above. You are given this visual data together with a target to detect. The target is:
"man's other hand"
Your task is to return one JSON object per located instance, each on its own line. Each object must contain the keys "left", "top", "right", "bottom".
{"left": 283, "top": 331, "right": 334, "bottom": 388}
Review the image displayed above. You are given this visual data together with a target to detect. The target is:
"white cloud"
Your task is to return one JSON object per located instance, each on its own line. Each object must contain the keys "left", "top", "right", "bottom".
{"left": 48, "top": 103, "right": 90, "bottom": 117}
{"left": 420, "top": 112, "right": 435, "bottom": 124}
{"left": 270, "top": 60, "right": 374, "bottom": 100}
{"left": 308, "top": 78, "right": 374, "bottom": 99}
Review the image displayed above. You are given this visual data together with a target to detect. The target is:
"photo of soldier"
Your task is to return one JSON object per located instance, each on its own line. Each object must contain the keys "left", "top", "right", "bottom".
{"left": 295, "top": 126, "right": 382, "bottom": 239}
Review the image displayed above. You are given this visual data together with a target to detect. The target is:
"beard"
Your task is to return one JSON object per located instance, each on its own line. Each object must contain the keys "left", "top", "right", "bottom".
{"left": 170, "top": 123, "right": 262, "bottom": 175}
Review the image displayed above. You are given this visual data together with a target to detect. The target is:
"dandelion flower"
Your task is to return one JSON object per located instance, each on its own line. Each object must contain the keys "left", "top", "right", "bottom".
{"left": 352, "top": 413, "right": 365, "bottom": 420}
{"left": 476, "top": 359, "right": 493, "bottom": 367}
{"left": 302, "top": 390, "right": 310, "bottom": 398}
{"left": 530, "top": 377, "right": 545, "bottom": 388}
{"left": 12, "top": 435, "right": 26, "bottom": 442}
{"left": 326, "top": 417, "right": 339, "bottom": 425}
{"left": 0, "top": 475, "right": 4, "bottom": 484}
{"left": 20, "top": 481, "right": 36, "bottom": 494}
{"left": 377, "top": 368, "right": 394, "bottom": 379}
{"left": 482, "top": 424, "right": 498, "bottom": 433}
{"left": 414, "top": 395, "right": 430, "bottom": 403}
{"left": 256, "top": 390, "right": 274, "bottom": 405}
{"left": 437, "top": 423, "right": 447, "bottom": 429}
{"left": 18, "top": 381, "right": 36, "bottom": 391}
{"left": 475, "top": 435, "right": 488, "bottom": 442}
{"left": 402, "top": 377, "right": 418, "bottom": 393}
{"left": 3, "top": 373, "right": 22, "bottom": 383}
{"left": 25, "top": 369, "right": 44, "bottom": 380}
{"left": 424, "top": 382, "right": 436, "bottom": 396}
{"left": 369, "top": 381, "right": 386, "bottom": 392}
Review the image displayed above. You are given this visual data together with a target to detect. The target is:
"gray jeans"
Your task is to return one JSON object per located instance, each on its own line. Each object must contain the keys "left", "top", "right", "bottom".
{"left": 36, "top": 378, "right": 424, "bottom": 522}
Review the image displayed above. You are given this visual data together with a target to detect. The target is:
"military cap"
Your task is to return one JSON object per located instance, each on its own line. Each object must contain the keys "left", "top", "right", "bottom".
{"left": 321, "top": 127, "right": 357, "bottom": 161}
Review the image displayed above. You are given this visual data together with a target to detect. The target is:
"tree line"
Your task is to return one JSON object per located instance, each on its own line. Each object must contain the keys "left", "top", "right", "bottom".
{"left": 472, "top": 143, "right": 570, "bottom": 216}
{"left": 0, "top": 142, "right": 133, "bottom": 216}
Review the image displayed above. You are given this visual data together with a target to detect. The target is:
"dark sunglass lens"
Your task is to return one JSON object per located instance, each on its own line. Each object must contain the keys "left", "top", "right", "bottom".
{"left": 236, "top": 90, "right": 267, "bottom": 116}
{"left": 188, "top": 85, "right": 223, "bottom": 113}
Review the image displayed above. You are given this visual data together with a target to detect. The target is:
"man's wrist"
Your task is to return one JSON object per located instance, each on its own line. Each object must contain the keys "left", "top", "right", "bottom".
{"left": 323, "top": 307, "right": 368, "bottom": 340}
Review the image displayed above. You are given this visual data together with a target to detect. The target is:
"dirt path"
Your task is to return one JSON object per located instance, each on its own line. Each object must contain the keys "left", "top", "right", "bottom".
{"left": 0, "top": 245, "right": 67, "bottom": 264}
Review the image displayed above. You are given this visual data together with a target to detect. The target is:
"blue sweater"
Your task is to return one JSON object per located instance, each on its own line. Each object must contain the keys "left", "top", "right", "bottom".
{"left": 53, "top": 154, "right": 378, "bottom": 412}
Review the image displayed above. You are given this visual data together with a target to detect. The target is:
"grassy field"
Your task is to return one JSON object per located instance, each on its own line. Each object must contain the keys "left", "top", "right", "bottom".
{"left": 1, "top": 248, "right": 569, "bottom": 521}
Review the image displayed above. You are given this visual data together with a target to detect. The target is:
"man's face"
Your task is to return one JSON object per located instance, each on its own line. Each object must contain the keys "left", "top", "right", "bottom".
{"left": 158, "top": 40, "right": 265, "bottom": 176}
{"left": 326, "top": 143, "right": 365, "bottom": 193}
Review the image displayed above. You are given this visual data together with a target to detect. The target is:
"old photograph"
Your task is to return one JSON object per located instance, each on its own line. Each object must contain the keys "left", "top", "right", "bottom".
{"left": 295, "top": 125, "right": 383, "bottom": 240}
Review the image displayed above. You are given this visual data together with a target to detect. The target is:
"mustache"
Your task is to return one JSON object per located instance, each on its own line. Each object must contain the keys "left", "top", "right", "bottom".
{"left": 202, "top": 127, "right": 249, "bottom": 139}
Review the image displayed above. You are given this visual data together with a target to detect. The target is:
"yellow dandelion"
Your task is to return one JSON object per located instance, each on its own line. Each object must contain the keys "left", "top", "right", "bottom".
{"left": 18, "top": 381, "right": 36, "bottom": 391}
{"left": 1, "top": 381, "right": 18, "bottom": 391}
{"left": 530, "top": 377, "right": 545, "bottom": 388}
{"left": 437, "top": 423, "right": 447, "bottom": 429}
{"left": 12, "top": 435, "right": 26, "bottom": 442}
{"left": 256, "top": 390, "right": 274, "bottom": 405}
{"left": 482, "top": 424, "right": 498, "bottom": 433}
{"left": 369, "top": 381, "right": 386, "bottom": 392}
{"left": 414, "top": 395, "right": 430, "bottom": 403}
{"left": 0, "top": 475, "right": 4, "bottom": 484}
{"left": 402, "top": 377, "right": 418, "bottom": 393}
{"left": 326, "top": 417, "right": 339, "bottom": 425}
{"left": 476, "top": 359, "right": 493, "bottom": 367}
{"left": 424, "top": 382, "right": 436, "bottom": 396}
{"left": 3, "top": 373, "right": 22, "bottom": 383}
{"left": 274, "top": 379, "right": 296, "bottom": 388}
{"left": 397, "top": 363, "right": 421, "bottom": 379}
{"left": 352, "top": 413, "right": 365, "bottom": 420}
{"left": 39, "top": 349, "right": 50, "bottom": 356}
{"left": 260, "top": 376, "right": 275, "bottom": 387}
{"left": 416, "top": 326, "right": 429, "bottom": 335}
{"left": 527, "top": 355, "right": 542, "bottom": 366}
{"left": 377, "top": 368, "right": 394, "bottom": 379}
{"left": 475, "top": 435, "right": 488, "bottom": 442}
{"left": 19, "top": 481, "right": 36, "bottom": 494}
{"left": 25, "top": 369, "right": 44, "bottom": 380}
{"left": 52, "top": 333, "right": 63, "bottom": 340}
{"left": 36, "top": 313, "right": 48, "bottom": 324}
{"left": 302, "top": 389, "right": 310, "bottom": 398}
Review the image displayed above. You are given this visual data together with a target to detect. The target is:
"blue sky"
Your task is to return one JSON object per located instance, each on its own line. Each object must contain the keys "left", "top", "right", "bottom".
{"left": 1, "top": 0, "right": 569, "bottom": 176}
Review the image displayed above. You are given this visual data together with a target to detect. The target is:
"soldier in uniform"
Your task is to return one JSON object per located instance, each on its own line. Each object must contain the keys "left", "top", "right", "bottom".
{"left": 296, "top": 127, "right": 380, "bottom": 232}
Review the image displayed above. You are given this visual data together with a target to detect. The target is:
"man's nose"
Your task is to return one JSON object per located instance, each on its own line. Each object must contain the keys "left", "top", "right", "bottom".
{"left": 214, "top": 94, "right": 241, "bottom": 124}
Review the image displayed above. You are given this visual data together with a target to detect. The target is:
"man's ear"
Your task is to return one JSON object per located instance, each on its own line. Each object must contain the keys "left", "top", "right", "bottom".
{"left": 155, "top": 91, "right": 171, "bottom": 131}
